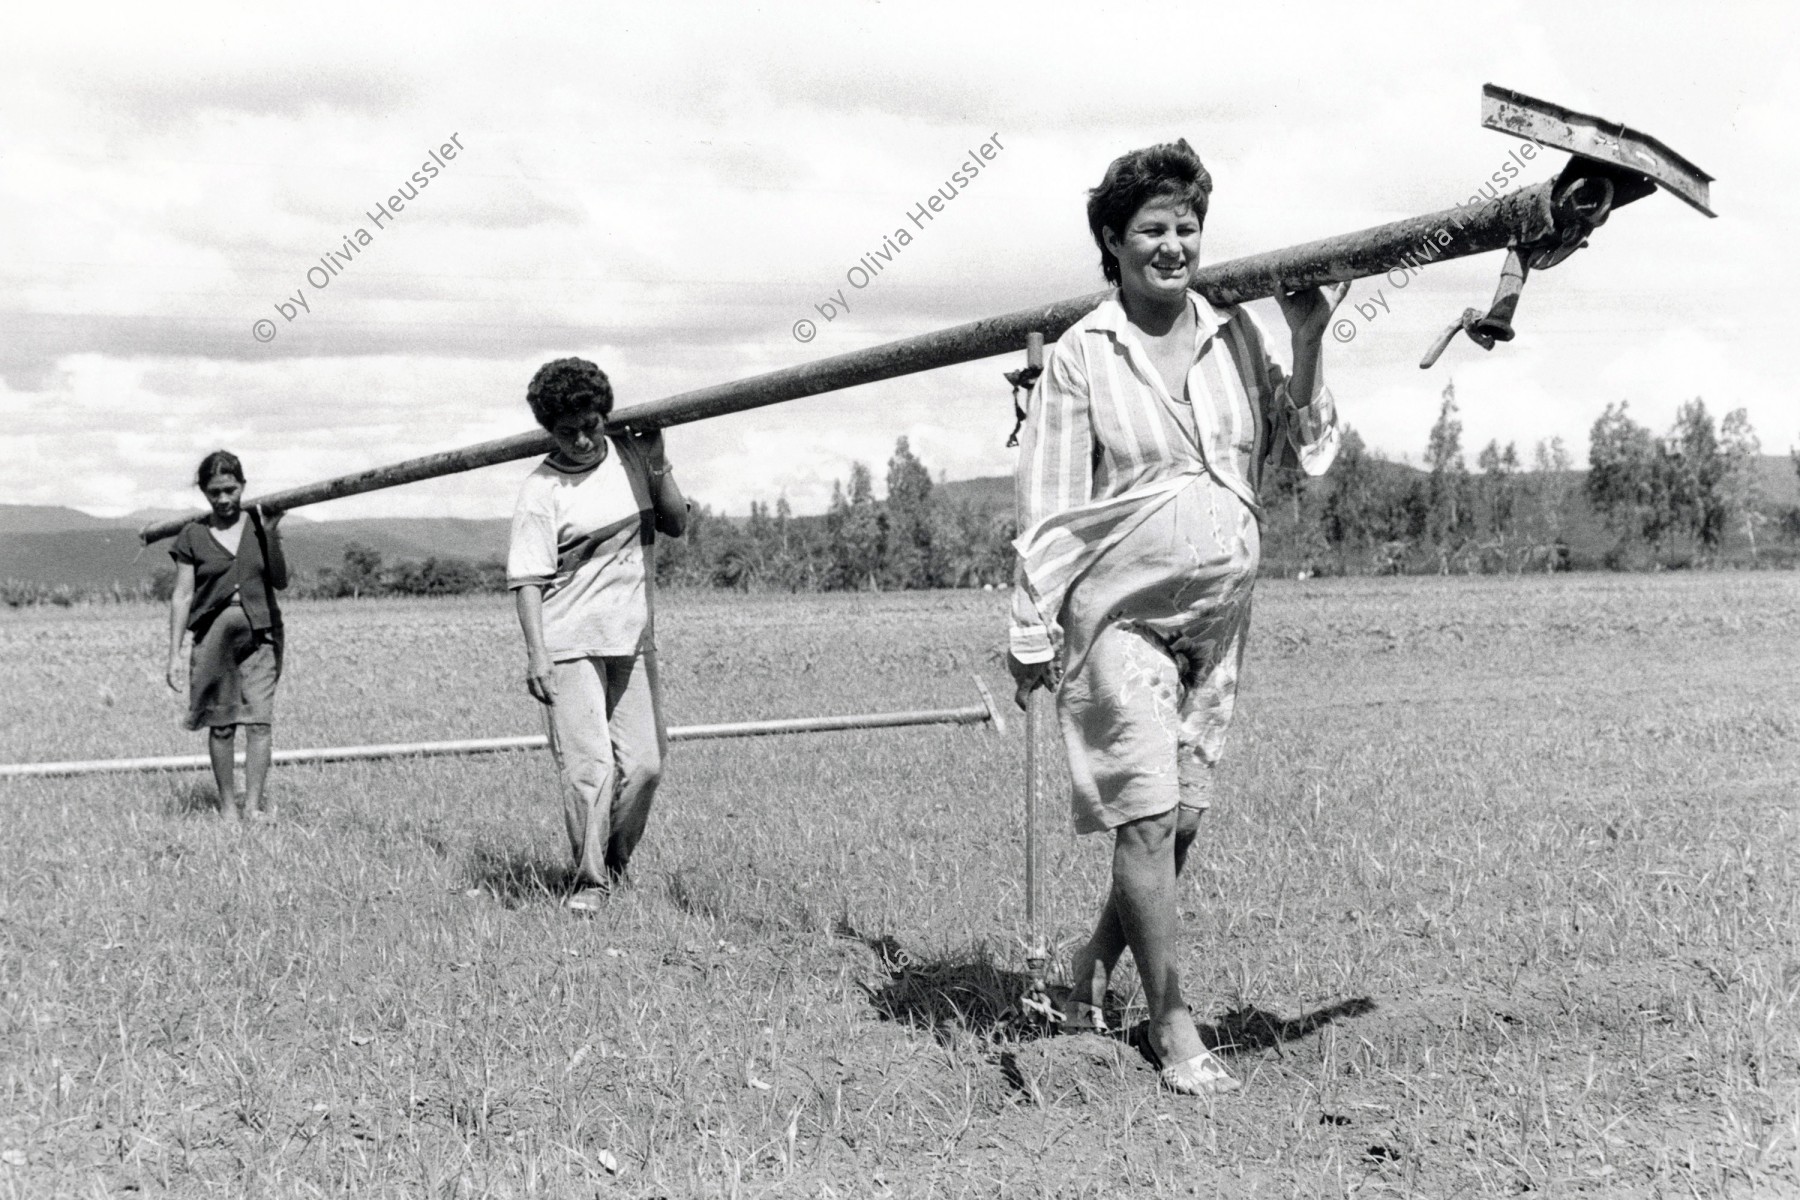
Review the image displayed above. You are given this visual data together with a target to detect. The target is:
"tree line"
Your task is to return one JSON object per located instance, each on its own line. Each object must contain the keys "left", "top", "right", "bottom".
{"left": 1278, "top": 385, "right": 1792, "bottom": 576}
{"left": 200, "top": 437, "right": 1015, "bottom": 603}
{"left": 15, "top": 393, "right": 1789, "bottom": 609}
{"left": 653, "top": 438, "right": 1017, "bottom": 592}
{"left": 300, "top": 390, "right": 1796, "bottom": 598}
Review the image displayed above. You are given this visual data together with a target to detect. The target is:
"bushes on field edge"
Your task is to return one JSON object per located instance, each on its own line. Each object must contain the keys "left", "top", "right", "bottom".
{"left": 3, "top": 578, "right": 160, "bottom": 608}
{"left": 292, "top": 544, "right": 508, "bottom": 599}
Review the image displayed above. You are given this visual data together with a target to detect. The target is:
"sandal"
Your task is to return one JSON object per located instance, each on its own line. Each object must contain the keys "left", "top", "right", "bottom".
{"left": 563, "top": 886, "right": 608, "bottom": 915}
{"left": 1158, "top": 1045, "right": 1241, "bottom": 1096}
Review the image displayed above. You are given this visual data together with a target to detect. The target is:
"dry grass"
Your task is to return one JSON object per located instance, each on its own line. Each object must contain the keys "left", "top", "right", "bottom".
{"left": 2, "top": 574, "right": 1797, "bottom": 1197}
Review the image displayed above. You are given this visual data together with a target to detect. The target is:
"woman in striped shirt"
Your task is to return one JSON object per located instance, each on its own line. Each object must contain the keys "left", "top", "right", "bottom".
{"left": 1007, "top": 140, "right": 1348, "bottom": 1095}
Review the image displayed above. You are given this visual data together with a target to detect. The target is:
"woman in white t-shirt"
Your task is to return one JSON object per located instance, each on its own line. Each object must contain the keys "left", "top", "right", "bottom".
{"left": 507, "top": 357, "right": 689, "bottom": 914}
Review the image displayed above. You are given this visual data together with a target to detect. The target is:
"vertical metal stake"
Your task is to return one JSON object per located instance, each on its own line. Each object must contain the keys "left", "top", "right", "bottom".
{"left": 1013, "top": 329, "right": 1052, "bottom": 1018}
{"left": 1024, "top": 689, "right": 1050, "bottom": 1008}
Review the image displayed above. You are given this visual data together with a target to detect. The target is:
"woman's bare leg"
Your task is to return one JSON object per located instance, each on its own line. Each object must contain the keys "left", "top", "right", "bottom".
{"left": 243, "top": 723, "right": 273, "bottom": 815}
{"left": 208, "top": 726, "right": 240, "bottom": 816}
{"left": 1110, "top": 807, "right": 1205, "bottom": 1066}
{"left": 1068, "top": 806, "right": 1204, "bottom": 1015}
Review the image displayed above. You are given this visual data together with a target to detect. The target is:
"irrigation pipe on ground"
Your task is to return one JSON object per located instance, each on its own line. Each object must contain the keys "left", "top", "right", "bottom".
{"left": 0, "top": 678, "right": 1008, "bottom": 780}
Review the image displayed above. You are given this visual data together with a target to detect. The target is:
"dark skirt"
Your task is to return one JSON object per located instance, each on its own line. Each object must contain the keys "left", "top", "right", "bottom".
{"left": 186, "top": 604, "right": 282, "bottom": 731}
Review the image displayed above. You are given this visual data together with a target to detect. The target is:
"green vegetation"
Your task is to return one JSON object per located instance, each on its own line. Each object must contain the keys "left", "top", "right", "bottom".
{"left": 277, "top": 395, "right": 1800, "bottom": 603}
{"left": 6, "top": 403, "right": 1798, "bottom": 609}
{"left": 3, "top": 577, "right": 1796, "bottom": 1195}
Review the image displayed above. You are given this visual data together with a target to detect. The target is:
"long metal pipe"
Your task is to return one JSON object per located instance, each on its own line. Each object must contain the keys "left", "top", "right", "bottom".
{"left": 0, "top": 698, "right": 1003, "bottom": 780}
{"left": 139, "top": 181, "right": 1567, "bottom": 545}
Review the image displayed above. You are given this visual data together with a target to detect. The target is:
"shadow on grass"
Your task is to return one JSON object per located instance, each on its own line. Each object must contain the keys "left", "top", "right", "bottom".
{"left": 666, "top": 867, "right": 731, "bottom": 923}
{"left": 1115, "top": 997, "right": 1381, "bottom": 1067}
{"left": 839, "top": 920, "right": 1053, "bottom": 1045}
{"left": 1203, "top": 997, "right": 1379, "bottom": 1054}
{"left": 841, "top": 919, "right": 1378, "bottom": 1064}
{"left": 162, "top": 778, "right": 222, "bottom": 817}
{"left": 466, "top": 845, "right": 569, "bottom": 909}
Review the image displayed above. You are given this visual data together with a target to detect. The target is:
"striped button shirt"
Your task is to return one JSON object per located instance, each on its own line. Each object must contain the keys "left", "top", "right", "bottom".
{"left": 1010, "top": 291, "right": 1339, "bottom": 662}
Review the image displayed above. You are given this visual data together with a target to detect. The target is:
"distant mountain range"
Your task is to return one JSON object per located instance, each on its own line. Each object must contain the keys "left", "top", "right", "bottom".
{"left": 0, "top": 506, "right": 512, "bottom": 591}
{"left": 0, "top": 484, "right": 1024, "bottom": 591}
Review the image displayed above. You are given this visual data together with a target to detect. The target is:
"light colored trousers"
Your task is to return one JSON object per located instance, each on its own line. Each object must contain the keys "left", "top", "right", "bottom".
{"left": 544, "top": 651, "right": 667, "bottom": 886}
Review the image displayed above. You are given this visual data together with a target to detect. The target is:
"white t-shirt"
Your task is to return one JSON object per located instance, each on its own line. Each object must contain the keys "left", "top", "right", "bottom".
{"left": 506, "top": 443, "right": 649, "bottom": 661}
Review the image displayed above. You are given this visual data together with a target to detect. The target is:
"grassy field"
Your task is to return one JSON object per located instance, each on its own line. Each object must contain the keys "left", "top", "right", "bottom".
{"left": 2, "top": 574, "right": 1797, "bottom": 1198}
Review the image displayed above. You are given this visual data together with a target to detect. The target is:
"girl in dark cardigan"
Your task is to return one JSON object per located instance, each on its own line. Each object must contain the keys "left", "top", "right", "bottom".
{"left": 164, "top": 451, "right": 289, "bottom": 818}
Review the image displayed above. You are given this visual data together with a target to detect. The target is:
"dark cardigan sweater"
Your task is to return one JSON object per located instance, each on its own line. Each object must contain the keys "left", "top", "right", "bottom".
{"left": 169, "top": 512, "right": 288, "bottom": 633}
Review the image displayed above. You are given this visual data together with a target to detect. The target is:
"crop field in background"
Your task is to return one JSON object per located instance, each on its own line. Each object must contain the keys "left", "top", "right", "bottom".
{"left": 2, "top": 575, "right": 1797, "bottom": 1198}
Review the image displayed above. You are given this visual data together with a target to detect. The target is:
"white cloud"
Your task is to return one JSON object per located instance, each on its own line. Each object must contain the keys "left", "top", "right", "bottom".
{"left": 0, "top": 0, "right": 1788, "bottom": 521}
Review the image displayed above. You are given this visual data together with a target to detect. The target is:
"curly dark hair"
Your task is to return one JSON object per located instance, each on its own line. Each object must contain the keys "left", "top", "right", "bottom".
{"left": 195, "top": 450, "right": 244, "bottom": 489}
{"left": 1086, "top": 139, "right": 1213, "bottom": 285}
{"left": 526, "top": 357, "right": 614, "bottom": 430}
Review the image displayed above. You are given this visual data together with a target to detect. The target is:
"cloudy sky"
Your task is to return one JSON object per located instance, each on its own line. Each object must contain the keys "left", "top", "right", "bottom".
{"left": 1, "top": 0, "right": 1791, "bottom": 521}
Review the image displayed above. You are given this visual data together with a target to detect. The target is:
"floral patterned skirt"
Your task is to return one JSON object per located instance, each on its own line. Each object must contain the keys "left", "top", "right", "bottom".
{"left": 1055, "top": 477, "right": 1260, "bottom": 834}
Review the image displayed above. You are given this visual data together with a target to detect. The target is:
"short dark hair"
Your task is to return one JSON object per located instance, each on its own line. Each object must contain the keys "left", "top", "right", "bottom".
{"left": 195, "top": 450, "right": 244, "bottom": 489}
{"left": 526, "top": 358, "right": 614, "bottom": 430}
{"left": 1086, "top": 139, "right": 1213, "bottom": 285}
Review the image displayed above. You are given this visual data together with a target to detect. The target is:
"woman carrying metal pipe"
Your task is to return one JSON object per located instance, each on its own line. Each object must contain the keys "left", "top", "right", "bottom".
{"left": 164, "top": 451, "right": 290, "bottom": 819}
{"left": 1007, "top": 141, "right": 1349, "bottom": 1095}
{"left": 507, "top": 358, "right": 689, "bottom": 915}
